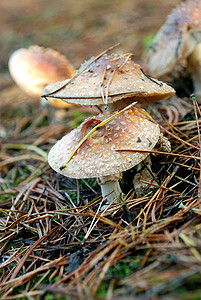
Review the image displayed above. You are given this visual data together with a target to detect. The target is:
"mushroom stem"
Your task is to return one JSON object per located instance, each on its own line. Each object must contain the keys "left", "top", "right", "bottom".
{"left": 188, "top": 43, "right": 201, "bottom": 97}
{"left": 106, "top": 98, "right": 134, "bottom": 112}
{"left": 97, "top": 173, "right": 123, "bottom": 204}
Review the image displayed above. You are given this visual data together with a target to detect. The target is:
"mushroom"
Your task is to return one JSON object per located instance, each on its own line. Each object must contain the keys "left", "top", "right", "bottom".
{"left": 8, "top": 45, "right": 75, "bottom": 108}
{"left": 146, "top": 0, "right": 201, "bottom": 97}
{"left": 42, "top": 52, "right": 175, "bottom": 112}
{"left": 48, "top": 105, "right": 160, "bottom": 206}
{"left": 188, "top": 43, "right": 201, "bottom": 97}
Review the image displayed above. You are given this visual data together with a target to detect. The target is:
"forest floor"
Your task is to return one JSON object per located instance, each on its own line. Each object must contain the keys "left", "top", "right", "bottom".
{"left": 1, "top": 1, "right": 201, "bottom": 299}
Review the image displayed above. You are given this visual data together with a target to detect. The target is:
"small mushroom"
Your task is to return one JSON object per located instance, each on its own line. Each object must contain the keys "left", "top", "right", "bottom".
{"left": 42, "top": 52, "right": 175, "bottom": 112}
{"left": 48, "top": 106, "right": 160, "bottom": 206}
{"left": 146, "top": 0, "right": 201, "bottom": 96}
{"left": 8, "top": 45, "right": 75, "bottom": 108}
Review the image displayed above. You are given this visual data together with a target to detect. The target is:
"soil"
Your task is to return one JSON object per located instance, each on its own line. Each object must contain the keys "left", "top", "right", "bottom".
{"left": 0, "top": 0, "right": 179, "bottom": 73}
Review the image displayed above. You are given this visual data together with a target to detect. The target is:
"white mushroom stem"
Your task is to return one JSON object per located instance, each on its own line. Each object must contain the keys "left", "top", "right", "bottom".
{"left": 106, "top": 98, "right": 134, "bottom": 112}
{"left": 188, "top": 43, "right": 201, "bottom": 97}
{"left": 97, "top": 173, "right": 123, "bottom": 204}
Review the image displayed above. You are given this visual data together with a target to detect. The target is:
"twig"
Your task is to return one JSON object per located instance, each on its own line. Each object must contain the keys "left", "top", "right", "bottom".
{"left": 41, "top": 43, "right": 120, "bottom": 98}
{"left": 59, "top": 101, "right": 137, "bottom": 170}
{"left": 192, "top": 94, "right": 201, "bottom": 198}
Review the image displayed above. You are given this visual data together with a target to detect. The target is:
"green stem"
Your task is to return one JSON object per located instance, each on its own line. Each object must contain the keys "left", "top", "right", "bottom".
{"left": 3, "top": 143, "right": 47, "bottom": 159}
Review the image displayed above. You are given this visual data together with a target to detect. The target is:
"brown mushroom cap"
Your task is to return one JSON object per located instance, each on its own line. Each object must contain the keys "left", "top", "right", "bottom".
{"left": 146, "top": 0, "right": 201, "bottom": 77}
{"left": 48, "top": 106, "right": 160, "bottom": 179}
{"left": 43, "top": 53, "right": 175, "bottom": 107}
{"left": 8, "top": 46, "right": 75, "bottom": 107}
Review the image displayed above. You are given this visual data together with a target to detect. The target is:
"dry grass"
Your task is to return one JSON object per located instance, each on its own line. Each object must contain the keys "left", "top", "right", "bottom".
{"left": 1, "top": 90, "right": 201, "bottom": 299}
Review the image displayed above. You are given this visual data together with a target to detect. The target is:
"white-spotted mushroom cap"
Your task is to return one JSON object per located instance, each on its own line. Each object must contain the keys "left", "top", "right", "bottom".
{"left": 146, "top": 0, "right": 201, "bottom": 77}
{"left": 8, "top": 45, "right": 75, "bottom": 108}
{"left": 43, "top": 53, "right": 175, "bottom": 107}
{"left": 48, "top": 106, "right": 160, "bottom": 179}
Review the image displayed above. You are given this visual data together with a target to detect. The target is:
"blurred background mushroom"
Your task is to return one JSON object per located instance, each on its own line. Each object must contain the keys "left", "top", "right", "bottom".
{"left": 145, "top": 0, "right": 201, "bottom": 98}
{"left": 188, "top": 43, "right": 201, "bottom": 97}
{"left": 8, "top": 45, "right": 75, "bottom": 109}
{"left": 48, "top": 105, "right": 161, "bottom": 207}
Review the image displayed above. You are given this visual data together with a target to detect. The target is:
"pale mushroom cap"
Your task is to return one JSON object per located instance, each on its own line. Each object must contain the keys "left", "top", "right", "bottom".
{"left": 146, "top": 0, "right": 201, "bottom": 77}
{"left": 48, "top": 106, "right": 160, "bottom": 179}
{"left": 188, "top": 43, "right": 201, "bottom": 96}
{"left": 8, "top": 46, "right": 75, "bottom": 107}
{"left": 43, "top": 53, "right": 175, "bottom": 106}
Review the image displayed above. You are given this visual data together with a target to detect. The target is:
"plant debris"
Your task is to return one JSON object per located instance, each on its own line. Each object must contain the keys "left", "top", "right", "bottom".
{"left": 1, "top": 87, "right": 201, "bottom": 299}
